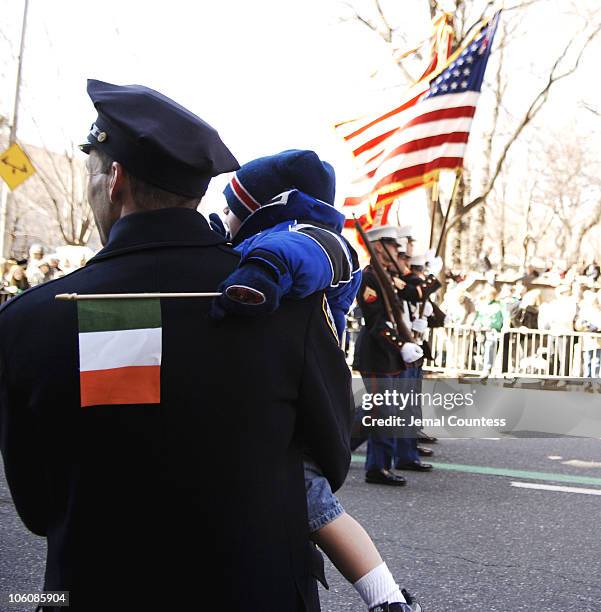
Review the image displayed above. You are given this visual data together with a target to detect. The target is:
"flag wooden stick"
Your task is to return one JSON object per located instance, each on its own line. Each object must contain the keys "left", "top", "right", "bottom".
{"left": 428, "top": 181, "right": 440, "bottom": 249}
{"left": 55, "top": 292, "right": 222, "bottom": 301}
{"left": 435, "top": 169, "right": 462, "bottom": 258}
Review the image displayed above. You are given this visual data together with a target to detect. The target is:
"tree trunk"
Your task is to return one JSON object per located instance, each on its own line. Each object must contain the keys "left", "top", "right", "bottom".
{"left": 473, "top": 204, "right": 486, "bottom": 267}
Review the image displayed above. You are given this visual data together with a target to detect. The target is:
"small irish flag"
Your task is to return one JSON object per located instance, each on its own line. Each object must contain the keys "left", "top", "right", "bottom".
{"left": 77, "top": 299, "right": 162, "bottom": 407}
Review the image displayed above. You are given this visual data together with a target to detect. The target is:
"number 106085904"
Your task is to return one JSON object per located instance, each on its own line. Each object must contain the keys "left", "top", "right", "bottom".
{"left": 7, "top": 591, "right": 69, "bottom": 607}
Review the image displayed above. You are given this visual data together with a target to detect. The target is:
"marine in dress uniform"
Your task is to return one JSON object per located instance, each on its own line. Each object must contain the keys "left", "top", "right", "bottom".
{"left": 394, "top": 238, "right": 446, "bottom": 453}
{"left": 0, "top": 80, "right": 352, "bottom": 612}
{"left": 395, "top": 243, "right": 440, "bottom": 464}
{"left": 373, "top": 230, "right": 436, "bottom": 471}
{"left": 351, "top": 226, "right": 428, "bottom": 486}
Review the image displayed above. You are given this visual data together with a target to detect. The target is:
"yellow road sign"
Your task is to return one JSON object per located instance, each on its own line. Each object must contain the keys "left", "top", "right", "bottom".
{"left": 0, "top": 142, "right": 36, "bottom": 190}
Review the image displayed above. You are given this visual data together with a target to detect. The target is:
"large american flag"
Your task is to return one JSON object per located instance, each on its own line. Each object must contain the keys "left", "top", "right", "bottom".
{"left": 338, "top": 13, "right": 500, "bottom": 229}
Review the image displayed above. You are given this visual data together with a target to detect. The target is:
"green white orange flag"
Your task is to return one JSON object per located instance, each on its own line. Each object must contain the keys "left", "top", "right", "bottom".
{"left": 77, "top": 299, "right": 162, "bottom": 407}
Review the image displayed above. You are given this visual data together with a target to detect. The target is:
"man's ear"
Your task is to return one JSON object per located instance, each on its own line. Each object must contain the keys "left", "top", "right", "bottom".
{"left": 108, "top": 162, "right": 127, "bottom": 204}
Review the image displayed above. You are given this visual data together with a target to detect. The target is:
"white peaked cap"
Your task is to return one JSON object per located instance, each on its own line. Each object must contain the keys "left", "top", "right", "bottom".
{"left": 365, "top": 225, "right": 399, "bottom": 243}
{"left": 397, "top": 225, "right": 413, "bottom": 239}
{"left": 397, "top": 237, "right": 409, "bottom": 253}
{"left": 411, "top": 254, "right": 427, "bottom": 266}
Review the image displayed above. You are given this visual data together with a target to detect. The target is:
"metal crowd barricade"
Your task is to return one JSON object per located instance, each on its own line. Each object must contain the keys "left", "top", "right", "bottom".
{"left": 0, "top": 291, "right": 12, "bottom": 306}
{"left": 424, "top": 325, "right": 497, "bottom": 376}
{"left": 424, "top": 326, "right": 601, "bottom": 380}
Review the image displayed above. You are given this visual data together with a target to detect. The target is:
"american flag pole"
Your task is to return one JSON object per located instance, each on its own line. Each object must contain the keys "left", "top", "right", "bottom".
{"left": 428, "top": 179, "right": 440, "bottom": 249}
{"left": 435, "top": 168, "right": 463, "bottom": 258}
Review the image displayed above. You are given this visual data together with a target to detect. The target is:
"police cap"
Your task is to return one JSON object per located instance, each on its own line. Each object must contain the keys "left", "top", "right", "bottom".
{"left": 80, "top": 79, "right": 239, "bottom": 198}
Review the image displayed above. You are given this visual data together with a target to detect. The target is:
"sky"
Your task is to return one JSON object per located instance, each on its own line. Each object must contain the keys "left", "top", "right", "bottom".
{"left": 1, "top": 0, "right": 422, "bottom": 176}
{"left": 1, "top": 0, "right": 600, "bottom": 252}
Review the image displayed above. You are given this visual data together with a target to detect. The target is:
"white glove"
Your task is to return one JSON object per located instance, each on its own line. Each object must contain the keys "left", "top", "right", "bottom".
{"left": 425, "top": 248, "right": 436, "bottom": 260}
{"left": 427, "top": 256, "right": 443, "bottom": 275}
{"left": 422, "top": 301, "right": 434, "bottom": 317}
{"left": 444, "top": 314, "right": 452, "bottom": 326}
{"left": 393, "top": 276, "right": 406, "bottom": 290}
{"left": 401, "top": 342, "right": 424, "bottom": 363}
{"left": 411, "top": 318, "right": 428, "bottom": 333}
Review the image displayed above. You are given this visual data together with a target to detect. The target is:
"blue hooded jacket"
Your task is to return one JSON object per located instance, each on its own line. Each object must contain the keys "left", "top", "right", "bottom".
{"left": 231, "top": 190, "right": 361, "bottom": 339}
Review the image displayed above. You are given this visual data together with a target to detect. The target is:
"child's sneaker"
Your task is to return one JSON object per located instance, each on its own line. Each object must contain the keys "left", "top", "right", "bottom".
{"left": 369, "top": 589, "right": 422, "bottom": 612}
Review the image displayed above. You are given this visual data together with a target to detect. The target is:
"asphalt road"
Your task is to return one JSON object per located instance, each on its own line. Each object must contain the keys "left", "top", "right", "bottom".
{"left": 320, "top": 437, "right": 601, "bottom": 612}
{"left": 2, "top": 438, "right": 601, "bottom": 612}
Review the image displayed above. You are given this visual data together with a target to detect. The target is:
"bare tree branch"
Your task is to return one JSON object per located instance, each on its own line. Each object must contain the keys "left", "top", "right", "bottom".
{"left": 458, "top": 1, "right": 542, "bottom": 54}
{"left": 32, "top": 169, "right": 71, "bottom": 245}
{"left": 581, "top": 101, "right": 600, "bottom": 116}
{"left": 22, "top": 119, "right": 71, "bottom": 196}
{"left": 504, "top": 0, "right": 545, "bottom": 13}
{"left": 340, "top": 1, "right": 421, "bottom": 84}
{"left": 374, "top": 0, "right": 393, "bottom": 42}
{"left": 339, "top": 2, "right": 380, "bottom": 33}
{"left": 458, "top": 0, "right": 495, "bottom": 48}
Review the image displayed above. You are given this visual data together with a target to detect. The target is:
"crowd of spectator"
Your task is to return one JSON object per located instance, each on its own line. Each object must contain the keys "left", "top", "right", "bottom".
{"left": 440, "top": 261, "right": 601, "bottom": 378}
{"left": 1, "top": 244, "right": 91, "bottom": 296}
{"left": 443, "top": 261, "right": 601, "bottom": 330}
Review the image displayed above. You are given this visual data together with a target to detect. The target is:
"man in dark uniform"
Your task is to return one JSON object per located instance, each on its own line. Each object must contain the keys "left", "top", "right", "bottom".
{"left": 352, "top": 226, "right": 429, "bottom": 486}
{"left": 0, "top": 80, "right": 352, "bottom": 612}
{"left": 395, "top": 229, "right": 443, "bottom": 449}
{"left": 368, "top": 227, "right": 438, "bottom": 471}
{"left": 394, "top": 249, "right": 443, "bottom": 470}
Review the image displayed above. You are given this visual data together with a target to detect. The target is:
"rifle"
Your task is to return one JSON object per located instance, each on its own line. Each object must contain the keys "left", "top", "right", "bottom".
{"left": 354, "top": 217, "right": 413, "bottom": 345}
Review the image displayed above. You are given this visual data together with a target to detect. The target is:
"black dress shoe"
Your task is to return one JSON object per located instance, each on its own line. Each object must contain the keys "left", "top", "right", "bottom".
{"left": 369, "top": 604, "right": 419, "bottom": 612}
{"left": 417, "top": 445, "right": 433, "bottom": 457}
{"left": 395, "top": 460, "right": 433, "bottom": 472}
{"left": 417, "top": 430, "right": 437, "bottom": 444}
{"left": 369, "top": 590, "right": 422, "bottom": 611}
{"left": 365, "top": 469, "right": 407, "bottom": 486}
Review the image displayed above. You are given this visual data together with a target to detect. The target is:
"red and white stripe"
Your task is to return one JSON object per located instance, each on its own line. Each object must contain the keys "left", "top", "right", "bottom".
{"left": 340, "top": 89, "right": 478, "bottom": 216}
{"left": 229, "top": 174, "right": 261, "bottom": 214}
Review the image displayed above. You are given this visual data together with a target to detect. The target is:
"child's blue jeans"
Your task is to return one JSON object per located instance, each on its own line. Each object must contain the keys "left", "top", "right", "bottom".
{"left": 303, "top": 458, "right": 344, "bottom": 533}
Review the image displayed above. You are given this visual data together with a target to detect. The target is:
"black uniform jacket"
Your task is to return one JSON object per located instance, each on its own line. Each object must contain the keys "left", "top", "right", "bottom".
{"left": 402, "top": 272, "right": 446, "bottom": 360}
{"left": 352, "top": 266, "right": 406, "bottom": 375}
{"left": 402, "top": 272, "right": 442, "bottom": 312}
{"left": 0, "top": 208, "right": 352, "bottom": 612}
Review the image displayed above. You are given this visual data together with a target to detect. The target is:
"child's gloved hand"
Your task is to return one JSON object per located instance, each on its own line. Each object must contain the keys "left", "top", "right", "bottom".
{"left": 210, "top": 263, "right": 283, "bottom": 320}
{"left": 209, "top": 212, "right": 229, "bottom": 239}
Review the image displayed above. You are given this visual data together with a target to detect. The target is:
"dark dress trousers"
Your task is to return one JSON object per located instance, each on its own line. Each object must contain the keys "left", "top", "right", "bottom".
{"left": 351, "top": 265, "right": 418, "bottom": 468}
{"left": 0, "top": 208, "right": 352, "bottom": 612}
